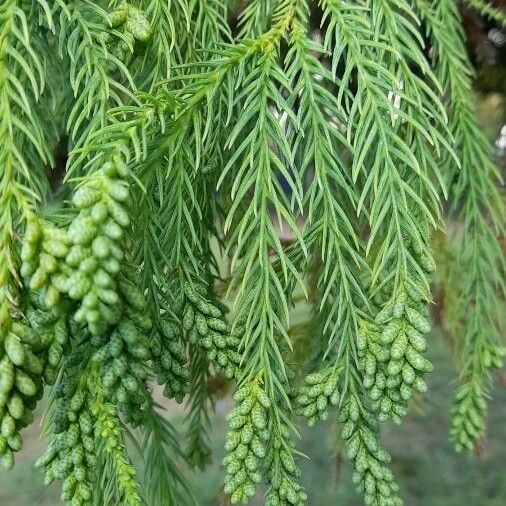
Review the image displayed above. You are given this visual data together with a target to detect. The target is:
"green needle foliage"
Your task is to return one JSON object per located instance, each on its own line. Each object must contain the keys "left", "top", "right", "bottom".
{"left": 0, "top": 0, "right": 504, "bottom": 505}
{"left": 463, "top": 0, "right": 506, "bottom": 27}
{"left": 415, "top": 0, "right": 506, "bottom": 453}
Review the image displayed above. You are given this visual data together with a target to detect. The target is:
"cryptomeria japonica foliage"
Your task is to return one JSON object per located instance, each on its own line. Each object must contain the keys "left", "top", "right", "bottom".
{"left": 0, "top": 0, "right": 505, "bottom": 504}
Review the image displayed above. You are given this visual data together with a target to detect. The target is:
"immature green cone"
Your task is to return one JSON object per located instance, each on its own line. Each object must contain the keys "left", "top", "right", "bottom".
{"left": 125, "top": 6, "right": 152, "bottom": 42}
{"left": 25, "top": 300, "right": 70, "bottom": 385}
{"left": 109, "top": 3, "right": 152, "bottom": 42}
{"left": 91, "top": 400, "right": 141, "bottom": 505}
{"left": 450, "top": 344, "right": 505, "bottom": 452}
{"left": 339, "top": 395, "right": 402, "bottom": 506}
{"left": 106, "top": 3, "right": 152, "bottom": 62}
{"left": 265, "top": 423, "right": 307, "bottom": 506}
{"left": 151, "top": 318, "right": 189, "bottom": 402}
{"left": 21, "top": 218, "right": 71, "bottom": 308}
{"left": 182, "top": 280, "right": 241, "bottom": 379}
{"left": 0, "top": 319, "right": 44, "bottom": 468}
{"left": 65, "top": 154, "right": 130, "bottom": 334}
{"left": 37, "top": 376, "right": 96, "bottom": 505}
{"left": 358, "top": 285, "right": 432, "bottom": 423}
{"left": 223, "top": 381, "right": 270, "bottom": 503}
{"left": 296, "top": 366, "right": 340, "bottom": 426}
{"left": 92, "top": 274, "right": 152, "bottom": 426}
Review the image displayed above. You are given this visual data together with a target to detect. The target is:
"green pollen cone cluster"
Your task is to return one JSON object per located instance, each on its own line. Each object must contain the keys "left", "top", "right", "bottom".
{"left": 151, "top": 318, "right": 189, "bottom": 403}
{"left": 25, "top": 303, "right": 69, "bottom": 386}
{"left": 21, "top": 219, "right": 71, "bottom": 308}
{"left": 110, "top": 3, "right": 152, "bottom": 42}
{"left": 183, "top": 280, "right": 241, "bottom": 379}
{"left": 265, "top": 422, "right": 307, "bottom": 506}
{"left": 223, "top": 381, "right": 270, "bottom": 503}
{"left": 37, "top": 374, "right": 96, "bottom": 504}
{"left": 296, "top": 366, "right": 340, "bottom": 426}
{"left": 92, "top": 400, "right": 141, "bottom": 505}
{"left": 0, "top": 317, "right": 47, "bottom": 469}
{"left": 92, "top": 276, "right": 152, "bottom": 427}
{"left": 21, "top": 156, "right": 130, "bottom": 337}
{"left": 358, "top": 287, "right": 433, "bottom": 424}
{"left": 450, "top": 343, "right": 505, "bottom": 451}
{"left": 340, "top": 395, "right": 402, "bottom": 506}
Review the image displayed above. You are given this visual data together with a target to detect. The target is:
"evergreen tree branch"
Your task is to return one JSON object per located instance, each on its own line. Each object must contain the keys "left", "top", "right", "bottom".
{"left": 321, "top": 0, "right": 447, "bottom": 423}
{"left": 58, "top": 0, "right": 140, "bottom": 177}
{"left": 219, "top": 2, "right": 310, "bottom": 504}
{"left": 416, "top": 0, "right": 506, "bottom": 452}
{"left": 0, "top": 0, "right": 55, "bottom": 467}
{"left": 140, "top": 402, "right": 196, "bottom": 505}
{"left": 238, "top": 0, "right": 277, "bottom": 37}
{"left": 288, "top": 1, "right": 368, "bottom": 367}
{"left": 2, "top": 0, "right": 505, "bottom": 503}
{"left": 463, "top": 0, "right": 506, "bottom": 27}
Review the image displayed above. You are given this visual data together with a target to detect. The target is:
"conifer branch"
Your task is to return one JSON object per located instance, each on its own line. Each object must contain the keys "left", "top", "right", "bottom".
{"left": 463, "top": 0, "right": 506, "bottom": 27}
{"left": 141, "top": 402, "right": 196, "bottom": 505}
{"left": 58, "top": 0, "right": 140, "bottom": 177}
{"left": 0, "top": 0, "right": 55, "bottom": 467}
{"left": 238, "top": 0, "right": 277, "bottom": 37}
{"left": 319, "top": 0, "right": 449, "bottom": 423}
{"left": 1, "top": 0, "right": 505, "bottom": 503}
{"left": 416, "top": 0, "right": 506, "bottom": 452}
{"left": 288, "top": 1, "right": 368, "bottom": 364}
{"left": 185, "top": 350, "right": 213, "bottom": 469}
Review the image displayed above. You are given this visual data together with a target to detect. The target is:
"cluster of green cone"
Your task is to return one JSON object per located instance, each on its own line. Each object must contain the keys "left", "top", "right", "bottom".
{"left": 224, "top": 380, "right": 307, "bottom": 505}
{"left": 22, "top": 155, "right": 130, "bottom": 336}
{"left": 358, "top": 286, "right": 433, "bottom": 424}
{"left": 37, "top": 352, "right": 140, "bottom": 506}
{"left": 151, "top": 318, "right": 190, "bottom": 403}
{"left": 0, "top": 322, "right": 42, "bottom": 469}
{"left": 28, "top": 261, "right": 152, "bottom": 502}
{"left": 223, "top": 381, "right": 270, "bottom": 503}
{"left": 0, "top": 299, "right": 69, "bottom": 469}
{"left": 91, "top": 276, "right": 152, "bottom": 427}
{"left": 296, "top": 370, "right": 402, "bottom": 505}
{"left": 182, "top": 280, "right": 241, "bottom": 379}
{"left": 265, "top": 421, "right": 307, "bottom": 506}
{"left": 21, "top": 221, "right": 70, "bottom": 308}
{"left": 295, "top": 366, "right": 340, "bottom": 426}
{"left": 10, "top": 155, "right": 192, "bottom": 484}
{"left": 339, "top": 395, "right": 402, "bottom": 506}
{"left": 110, "top": 3, "right": 152, "bottom": 43}
{"left": 92, "top": 399, "right": 141, "bottom": 504}
{"left": 450, "top": 343, "right": 505, "bottom": 451}
{"left": 37, "top": 348, "right": 97, "bottom": 504}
